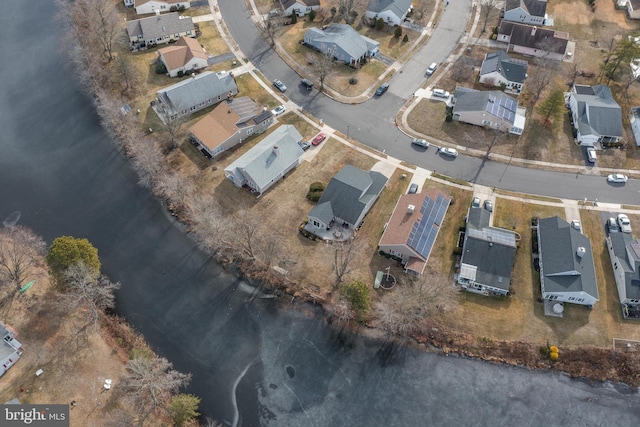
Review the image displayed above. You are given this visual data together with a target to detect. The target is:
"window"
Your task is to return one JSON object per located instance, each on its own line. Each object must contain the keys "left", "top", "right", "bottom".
{"left": 482, "top": 119, "right": 491, "bottom": 126}
{"left": 247, "top": 128, "right": 254, "bottom": 135}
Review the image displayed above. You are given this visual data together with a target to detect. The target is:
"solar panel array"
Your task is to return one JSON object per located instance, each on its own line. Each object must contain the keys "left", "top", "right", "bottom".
{"left": 486, "top": 95, "right": 518, "bottom": 123}
{"left": 467, "top": 227, "right": 517, "bottom": 247}
{"left": 407, "top": 194, "right": 449, "bottom": 258}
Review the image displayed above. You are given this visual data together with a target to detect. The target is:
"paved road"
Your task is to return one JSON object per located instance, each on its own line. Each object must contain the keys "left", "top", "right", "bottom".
{"left": 217, "top": 0, "right": 640, "bottom": 205}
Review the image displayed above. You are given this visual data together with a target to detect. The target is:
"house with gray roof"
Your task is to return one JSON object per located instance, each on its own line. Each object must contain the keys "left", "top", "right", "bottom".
{"left": 503, "top": 0, "right": 548, "bottom": 25}
{"left": 1, "top": 323, "right": 23, "bottom": 377}
{"left": 497, "top": 22, "right": 568, "bottom": 61}
{"left": 224, "top": 125, "right": 304, "bottom": 196}
{"left": 134, "top": 0, "right": 191, "bottom": 15}
{"left": 452, "top": 87, "right": 527, "bottom": 135}
{"left": 378, "top": 188, "right": 451, "bottom": 275}
{"left": 479, "top": 50, "right": 528, "bottom": 95}
{"left": 303, "top": 24, "right": 379, "bottom": 66}
{"left": 126, "top": 12, "right": 196, "bottom": 50}
{"left": 568, "top": 84, "right": 623, "bottom": 147}
{"left": 305, "top": 165, "right": 388, "bottom": 236}
{"left": 606, "top": 232, "right": 640, "bottom": 318}
{"left": 537, "top": 216, "right": 599, "bottom": 307}
{"left": 365, "top": 0, "right": 412, "bottom": 26}
{"left": 279, "top": 0, "right": 320, "bottom": 16}
{"left": 153, "top": 71, "right": 238, "bottom": 123}
{"left": 457, "top": 207, "right": 518, "bottom": 296}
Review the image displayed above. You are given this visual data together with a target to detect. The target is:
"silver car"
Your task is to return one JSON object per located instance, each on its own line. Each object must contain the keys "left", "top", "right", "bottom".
{"left": 411, "top": 138, "right": 429, "bottom": 148}
{"left": 440, "top": 147, "right": 459, "bottom": 158}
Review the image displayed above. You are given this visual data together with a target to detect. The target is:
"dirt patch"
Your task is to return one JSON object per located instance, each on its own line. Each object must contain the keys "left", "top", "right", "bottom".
{"left": 553, "top": 0, "right": 638, "bottom": 30}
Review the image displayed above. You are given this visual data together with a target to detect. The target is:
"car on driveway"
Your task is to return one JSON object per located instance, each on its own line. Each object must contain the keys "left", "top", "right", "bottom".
{"left": 433, "top": 89, "right": 450, "bottom": 99}
{"left": 271, "top": 105, "right": 286, "bottom": 116}
{"left": 411, "top": 138, "right": 429, "bottom": 148}
{"left": 311, "top": 133, "right": 326, "bottom": 146}
{"left": 607, "top": 173, "right": 628, "bottom": 183}
{"left": 471, "top": 196, "right": 481, "bottom": 208}
{"left": 618, "top": 214, "right": 632, "bottom": 233}
{"left": 273, "top": 79, "right": 286, "bottom": 92}
{"left": 298, "top": 141, "right": 311, "bottom": 151}
{"left": 408, "top": 183, "right": 418, "bottom": 194}
{"left": 440, "top": 147, "right": 459, "bottom": 158}
{"left": 375, "top": 83, "right": 390, "bottom": 96}
{"left": 571, "top": 220, "right": 581, "bottom": 232}
{"left": 483, "top": 200, "right": 493, "bottom": 212}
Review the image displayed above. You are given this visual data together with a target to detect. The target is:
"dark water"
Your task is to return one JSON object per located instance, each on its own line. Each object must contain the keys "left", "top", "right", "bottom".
{"left": 0, "top": 2, "right": 638, "bottom": 426}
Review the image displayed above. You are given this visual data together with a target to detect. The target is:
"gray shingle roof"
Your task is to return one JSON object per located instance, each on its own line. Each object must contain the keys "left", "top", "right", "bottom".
{"left": 309, "top": 165, "right": 388, "bottom": 226}
{"left": 157, "top": 71, "right": 238, "bottom": 113}
{"left": 126, "top": 12, "right": 195, "bottom": 41}
{"left": 280, "top": 0, "right": 320, "bottom": 9}
{"left": 538, "top": 216, "right": 598, "bottom": 299}
{"left": 452, "top": 87, "right": 520, "bottom": 125}
{"left": 480, "top": 50, "right": 528, "bottom": 84}
{"left": 304, "top": 24, "right": 379, "bottom": 62}
{"left": 366, "top": 0, "right": 412, "bottom": 17}
{"left": 504, "top": 0, "right": 548, "bottom": 17}
{"left": 499, "top": 21, "right": 568, "bottom": 54}
{"left": 572, "top": 84, "right": 623, "bottom": 139}
{"left": 609, "top": 233, "right": 640, "bottom": 301}
{"left": 224, "top": 125, "right": 303, "bottom": 193}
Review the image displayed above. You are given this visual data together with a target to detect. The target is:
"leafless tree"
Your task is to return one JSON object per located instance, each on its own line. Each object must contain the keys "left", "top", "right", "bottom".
{"left": 329, "top": 297, "right": 355, "bottom": 326}
{"left": 121, "top": 355, "right": 191, "bottom": 424}
{"left": 112, "top": 53, "right": 142, "bottom": 96}
{"left": 332, "top": 240, "right": 363, "bottom": 288}
{"left": 309, "top": 52, "right": 335, "bottom": 92}
{"left": 162, "top": 114, "right": 187, "bottom": 152}
{"left": 258, "top": 15, "right": 281, "bottom": 47}
{"left": 202, "top": 417, "right": 223, "bottom": 427}
{"left": 78, "top": 0, "right": 124, "bottom": 61}
{"left": 103, "top": 409, "right": 135, "bottom": 427}
{"left": 190, "top": 196, "right": 236, "bottom": 256}
{"left": 156, "top": 171, "right": 195, "bottom": 207}
{"left": 412, "top": 0, "right": 430, "bottom": 21}
{"left": 450, "top": 58, "right": 475, "bottom": 83}
{"left": 128, "top": 137, "right": 166, "bottom": 188}
{"left": 0, "top": 226, "right": 46, "bottom": 289}
{"left": 338, "top": 0, "right": 363, "bottom": 24}
{"left": 94, "top": 90, "right": 140, "bottom": 147}
{"left": 60, "top": 262, "right": 120, "bottom": 327}
{"left": 480, "top": 0, "right": 499, "bottom": 33}
{"left": 527, "top": 57, "right": 558, "bottom": 107}
{"left": 231, "top": 209, "right": 263, "bottom": 260}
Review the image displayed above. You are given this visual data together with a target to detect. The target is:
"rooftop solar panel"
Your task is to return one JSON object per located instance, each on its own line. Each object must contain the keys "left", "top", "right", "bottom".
{"left": 407, "top": 194, "right": 449, "bottom": 259}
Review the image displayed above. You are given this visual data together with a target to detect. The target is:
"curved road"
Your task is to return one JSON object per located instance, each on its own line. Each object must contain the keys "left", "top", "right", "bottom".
{"left": 218, "top": 0, "right": 640, "bottom": 205}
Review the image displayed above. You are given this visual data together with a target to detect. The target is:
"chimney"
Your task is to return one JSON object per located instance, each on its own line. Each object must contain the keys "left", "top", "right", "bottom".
{"left": 531, "top": 26, "right": 537, "bottom": 36}
{"left": 273, "top": 145, "right": 279, "bottom": 155}
{"left": 576, "top": 247, "right": 586, "bottom": 258}
{"left": 407, "top": 204, "right": 415, "bottom": 214}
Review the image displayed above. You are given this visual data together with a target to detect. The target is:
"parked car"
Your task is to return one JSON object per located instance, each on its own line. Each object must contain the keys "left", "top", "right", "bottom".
{"left": 311, "top": 133, "right": 326, "bottom": 146}
{"left": 300, "top": 79, "right": 314, "bottom": 90}
{"left": 607, "top": 217, "right": 620, "bottom": 233}
{"left": 411, "top": 138, "right": 429, "bottom": 148}
{"left": 408, "top": 183, "right": 418, "bottom": 194}
{"left": 607, "top": 173, "right": 628, "bottom": 183}
{"left": 471, "top": 196, "right": 481, "bottom": 208}
{"left": 426, "top": 62, "right": 438, "bottom": 76}
{"left": 273, "top": 79, "right": 286, "bottom": 92}
{"left": 618, "top": 214, "right": 632, "bottom": 233}
{"left": 483, "top": 200, "right": 493, "bottom": 212}
{"left": 375, "top": 83, "right": 390, "bottom": 96}
{"left": 298, "top": 141, "right": 311, "bottom": 151}
{"left": 271, "top": 105, "right": 286, "bottom": 116}
{"left": 433, "top": 89, "right": 450, "bottom": 98}
{"left": 440, "top": 147, "right": 459, "bottom": 158}
{"left": 586, "top": 148, "right": 596, "bottom": 163}
{"left": 571, "top": 220, "right": 581, "bottom": 232}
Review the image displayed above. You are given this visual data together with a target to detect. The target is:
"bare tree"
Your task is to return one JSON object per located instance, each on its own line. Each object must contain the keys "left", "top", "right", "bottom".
{"left": 338, "top": 0, "right": 363, "bottom": 24}
{"left": 190, "top": 196, "right": 236, "bottom": 256}
{"left": 112, "top": 53, "right": 141, "bottom": 96}
{"left": 527, "top": 57, "right": 557, "bottom": 107}
{"left": 121, "top": 355, "right": 191, "bottom": 424}
{"left": 202, "top": 417, "right": 223, "bottom": 427}
{"left": 232, "top": 209, "right": 263, "bottom": 260}
{"left": 128, "top": 137, "right": 166, "bottom": 188}
{"left": 0, "top": 226, "right": 46, "bottom": 289}
{"left": 60, "top": 262, "right": 121, "bottom": 327}
{"left": 309, "top": 52, "right": 335, "bottom": 92}
{"left": 94, "top": 90, "right": 140, "bottom": 147}
{"left": 162, "top": 115, "right": 187, "bottom": 152}
{"left": 258, "top": 15, "right": 281, "bottom": 47}
{"left": 103, "top": 409, "right": 135, "bottom": 427}
{"left": 332, "top": 240, "right": 363, "bottom": 288}
{"left": 450, "top": 58, "right": 475, "bottom": 83}
{"left": 78, "top": 0, "right": 124, "bottom": 61}
{"left": 480, "top": 0, "right": 499, "bottom": 33}
{"left": 156, "top": 171, "right": 195, "bottom": 207}
{"left": 412, "top": 0, "right": 431, "bottom": 21}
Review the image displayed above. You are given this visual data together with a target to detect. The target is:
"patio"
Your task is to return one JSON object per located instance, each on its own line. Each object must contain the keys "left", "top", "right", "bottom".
{"left": 302, "top": 220, "right": 355, "bottom": 243}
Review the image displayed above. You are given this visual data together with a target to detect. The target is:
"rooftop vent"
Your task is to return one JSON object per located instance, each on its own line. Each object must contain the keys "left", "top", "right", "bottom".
{"left": 576, "top": 247, "right": 586, "bottom": 258}
{"left": 407, "top": 204, "right": 415, "bottom": 214}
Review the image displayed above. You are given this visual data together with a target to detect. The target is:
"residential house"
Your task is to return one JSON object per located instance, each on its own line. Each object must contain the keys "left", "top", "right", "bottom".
{"left": 478, "top": 50, "right": 528, "bottom": 95}
{"left": 224, "top": 125, "right": 304, "bottom": 196}
{"left": 629, "top": 107, "right": 640, "bottom": 146}
{"left": 627, "top": 0, "right": 640, "bottom": 19}
{"left": 279, "top": 0, "right": 321, "bottom": 16}
{"left": 452, "top": 87, "right": 527, "bottom": 135}
{"left": 365, "top": 0, "right": 413, "bottom": 26}
{"left": 303, "top": 24, "right": 379, "bottom": 66}
{"left": 153, "top": 71, "right": 238, "bottom": 123}
{"left": 1, "top": 323, "right": 23, "bottom": 377}
{"left": 378, "top": 188, "right": 451, "bottom": 275}
{"left": 568, "top": 84, "right": 623, "bottom": 147}
{"left": 497, "top": 22, "right": 569, "bottom": 61}
{"left": 537, "top": 216, "right": 599, "bottom": 307}
{"left": 134, "top": 0, "right": 191, "bottom": 15}
{"left": 124, "top": 0, "right": 135, "bottom": 6}
{"left": 457, "top": 207, "right": 518, "bottom": 296}
{"left": 126, "top": 12, "right": 196, "bottom": 50}
{"left": 157, "top": 37, "right": 208, "bottom": 77}
{"left": 189, "top": 97, "right": 274, "bottom": 158}
{"left": 503, "top": 0, "right": 548, "bottom": 25}
{"left": 305, "top": 165, "right": 388, "bottom": 234}
{"left": 606, "top": 232, "right": 640, "bottom": 318}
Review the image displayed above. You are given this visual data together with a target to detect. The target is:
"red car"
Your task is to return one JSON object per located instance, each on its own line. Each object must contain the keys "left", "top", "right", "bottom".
{"left": 311, "top": 133, "right": 326, "bottom": 146}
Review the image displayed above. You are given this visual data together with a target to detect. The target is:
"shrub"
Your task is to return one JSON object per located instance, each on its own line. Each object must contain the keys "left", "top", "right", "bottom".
{"left": 445, "top": 113, "right": 453, "bottom": 122}
{"left": 291, "top": 12, "right": 298, "bottom": 24}
{"left": 402, "top": 34, "right": 409, "bottom": 43}
{"left": 177, "top": 70, "right": 184, "bottom": 78}
{"left": 309, "top": 181, "right": 324, "bottom": 192}
{"left": 376, "top": 18, "right": 384, "bottom": 30}
{"left": 394, "top": 26, "right": 403, "bottom": 39}
{"left": 453, "top": 247, "right": 462, "bottom": 255}
{"left": 340, "top": 281, "right": 371, "bottom": 322}
{"left": 308, "top": 10, "right": 315, "bottom": 21}
{"left": 490, "top": 34, "right": 497, "bottom": 40}
{"left": 307, "top": 191, "right": 323, "bottom": 202}
{"left": 155, "top": 61, "right": 167, "bottom": 74}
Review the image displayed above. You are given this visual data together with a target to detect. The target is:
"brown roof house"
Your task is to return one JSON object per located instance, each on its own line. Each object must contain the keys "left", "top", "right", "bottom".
{"left": 158, "top": 37, "right": 208, "bottom": 77}
{"left": 378, "top": 188, "right": 451, "bottom": 275}
{"left": 189, "top": 97, "right": 274, "bottom": 159}
{"left": 497, "top": 22, "right": 568, "bottom": 61}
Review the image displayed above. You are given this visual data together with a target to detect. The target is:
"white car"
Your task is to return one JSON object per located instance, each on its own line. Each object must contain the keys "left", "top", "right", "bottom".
{"left": 433, "top": 89, "right": 450, "bottom": 99}
{"left": 271, "top": 105, "right": 286, "bottom": 116}
{"left": 607, "top": 174, "right": 628, "bottom": 183}
{"left": 440, "top": 147, "right": 459, "bottom": 158}
{"left": 411, "top": 138, "right": 429, "bottom": 148}
{"left": 426, "top": 62, "right": 438, "bottom": 76}
{"left": 617, "top": 214, "right": 632, "bottom": 233}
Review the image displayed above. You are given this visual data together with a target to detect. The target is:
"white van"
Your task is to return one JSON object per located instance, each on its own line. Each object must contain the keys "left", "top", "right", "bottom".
{"left": 426, "top": 63, "right": 438, "bottom": 75}
{"left": 587, "top": 148, "right": 597, "bottom": 163}
{"left": 433, "top": 89, "right": 450, "bottom": 98}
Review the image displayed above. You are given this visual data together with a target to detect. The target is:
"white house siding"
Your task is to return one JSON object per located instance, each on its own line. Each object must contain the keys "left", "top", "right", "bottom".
{"left": 627, "top": 3, "right": 640, "bottom": 18}
{"left": 164, "top": 57, "right": 208, "bottom": 77}
{"left": 366, "top": 10, "right": 404, "bottom": 26}
{"left": 503, "top": 8, "right": 545, "bottom": 25}
{"left": 285, "top": 4, "right": 318, "bottom": 16}
{"left": 509, "top": 45, "right": 564, "bottom": 61}
{"left": 136, "top": 1, "right": 191, "bottom": 15}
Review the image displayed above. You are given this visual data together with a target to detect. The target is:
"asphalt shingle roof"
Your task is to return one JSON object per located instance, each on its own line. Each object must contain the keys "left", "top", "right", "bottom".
{"left": 126, "top": 12, "right": 195, "bottom": 41}
{"left": 480, "top": 50, "right": 528, "bottom": 84}
{"left": 572, "top": 84, "right": 623, "bottom": 138}
{"left": 304, "top": 24, "right": 379, "bottom": 62}
{"left": 157, "top": 71, "right": 237, "bottom": 113}
{"left": 366, "top": 0, "right": 412, "bottom": 18}
{"left": 504, "top": 0, "right": 548, "bottom": 17}
{"left": 499, "top": 21, "right": 568, "bottom": 55}
{"left": 609, "top": 233, "right": 640, "bottom": 301}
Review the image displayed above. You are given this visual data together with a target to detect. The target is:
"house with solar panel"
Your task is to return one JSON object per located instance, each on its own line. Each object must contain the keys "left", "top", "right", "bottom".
{"left": 303, "top": 24, "right": 380, "bottom": 67}
{"left": 606, "top": 232, "right": 640, "bottom": 318}
{"left": 304, "top": 165, "right": 388, "bottom": 239}
{"left": 457, "top": 207, "right": 517, "bottom": 296}
{"left": 1, "top": 322, "right": 23, "bottom": 377}
{"left": 537, "top": 216, "right": 599, "bottom": 307}
{"left": 189, "top": 97, "right": 273, "bottom": 159}
{"left": 224, "top": 125, "right": 304, "bottom": 196}
{"left": 378, "top": 188, "right": 451, "bottom": 275}
{"left": 568, "top": 84, "right": 623, "bottom": 147}
{"left": 478, "top": 50, "right": 528, "bottom": 95}
{"left": 452, "top": 87, "right": 526, "bottom": 135}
